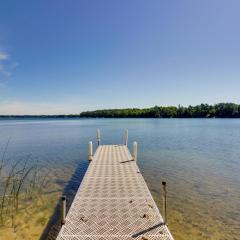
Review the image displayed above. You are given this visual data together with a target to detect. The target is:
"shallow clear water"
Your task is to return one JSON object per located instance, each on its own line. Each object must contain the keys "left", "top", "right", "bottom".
{"left": 0, "top": 119, "right": 239, "bottom": 239}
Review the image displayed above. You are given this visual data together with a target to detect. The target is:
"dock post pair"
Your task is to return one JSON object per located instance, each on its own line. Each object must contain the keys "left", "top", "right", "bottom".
{"left": 88, "top": 129, "right": 137, "bottom": 161}
{"left": 88, "top": 129, "right": 133, "bottom": 161}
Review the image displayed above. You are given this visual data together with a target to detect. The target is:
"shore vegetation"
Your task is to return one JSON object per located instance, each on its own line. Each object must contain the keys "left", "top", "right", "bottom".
{"left": 0, "top": 103, "right": 239, "bottom": 119}
{"left": 80, "top": 103, "right": 240, "bottom": 118}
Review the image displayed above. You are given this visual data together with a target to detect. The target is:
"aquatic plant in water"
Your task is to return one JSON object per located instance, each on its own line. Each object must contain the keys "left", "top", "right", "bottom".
{"left": 0, "top": 141, "right": 51, "bottom": 227}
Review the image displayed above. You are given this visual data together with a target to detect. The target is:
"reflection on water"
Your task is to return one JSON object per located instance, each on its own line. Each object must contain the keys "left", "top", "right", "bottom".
{"left": 0, "top": 119, "right": 239, "bottom": 239}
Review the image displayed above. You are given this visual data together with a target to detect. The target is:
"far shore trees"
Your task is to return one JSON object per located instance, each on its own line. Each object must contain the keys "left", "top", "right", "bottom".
{"left": 0, "top": 103, "right": 240, "bottom": 119}
{"left": 79, "top": 103, "right": 240, "bottom": 118}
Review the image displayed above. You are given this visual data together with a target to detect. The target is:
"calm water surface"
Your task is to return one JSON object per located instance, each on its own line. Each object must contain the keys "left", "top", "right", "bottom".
{"left": 0, "top": 119, "right": 239, "bottom": 239}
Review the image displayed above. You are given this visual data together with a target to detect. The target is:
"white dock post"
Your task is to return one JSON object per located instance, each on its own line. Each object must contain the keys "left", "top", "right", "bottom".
{"left": 125, "top": 129, "right": 128, "bottom": 146}
{"left": 133, "top": 141, "right": 138, "bottom": 161}
{"left": 162, "top": 181, "right": 167, "bottom": 225}
{"left": 61, "top": 196, "right": 66, "bottom": 225}
{"left": 97, "top": 129, "right": 100, "bottom": 146}
{"left": 88, "top": 141, "right": 93, "bottom": 161}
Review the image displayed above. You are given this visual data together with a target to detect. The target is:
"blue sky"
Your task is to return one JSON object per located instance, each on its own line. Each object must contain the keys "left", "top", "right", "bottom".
{"left": 0, "top": 0, "right": 239, "bottom": 114}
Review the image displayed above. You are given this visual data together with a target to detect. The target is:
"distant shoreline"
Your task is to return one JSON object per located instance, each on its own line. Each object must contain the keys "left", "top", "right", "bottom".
{"left": 1, "top": 103, "right": 240, "bottom": 118}
{"left": 0, "top": 116, "right": 240, "bottom": 119}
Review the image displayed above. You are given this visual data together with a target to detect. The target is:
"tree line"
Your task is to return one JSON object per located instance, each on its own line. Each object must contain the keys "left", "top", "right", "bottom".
{"left": 79, "top": 103, "right": 240, "bottom": 118}
{"left": 1, "top": 103, "right": 240, "bottom": 118}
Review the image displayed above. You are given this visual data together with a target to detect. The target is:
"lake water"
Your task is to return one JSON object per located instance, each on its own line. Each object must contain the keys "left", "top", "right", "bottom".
{"left": 0, "top": 119, "right": 239, "bottom": 240}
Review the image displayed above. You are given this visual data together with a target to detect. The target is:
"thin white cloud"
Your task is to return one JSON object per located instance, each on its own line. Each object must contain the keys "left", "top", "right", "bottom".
{"left": 0, "top": 52, "right": 8, "bottom": 60}
{"left": 0, "top": 50, "right": 18, "bottom": 83}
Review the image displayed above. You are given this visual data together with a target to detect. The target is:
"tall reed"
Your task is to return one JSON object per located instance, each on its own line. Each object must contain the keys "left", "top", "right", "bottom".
{"left": 0, "top": 141, "right": 51, "bottom": 227}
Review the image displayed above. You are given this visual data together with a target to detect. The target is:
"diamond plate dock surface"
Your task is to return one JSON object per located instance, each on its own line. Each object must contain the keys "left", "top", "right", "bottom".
{"left": 56, "top": 145, "right": 174, "bottom": 240}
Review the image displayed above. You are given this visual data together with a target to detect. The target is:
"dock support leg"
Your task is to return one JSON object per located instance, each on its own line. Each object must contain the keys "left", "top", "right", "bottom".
{"left": 88, "top": 141, "right": 93, "bottom": 161}
{"left": 133, "top": 141, "right": 138, "bottom": 161}
{"left": 97, "top": 129, "right": 100, "bottom": 146}
{"left": 162, "top": 181, "right": 167, "bottom": 225}
{"left": 61, "top": 196, "right": 66, "bottom": 225}
{"left": 125, "top": 129, "right": 128, "bottom": 146}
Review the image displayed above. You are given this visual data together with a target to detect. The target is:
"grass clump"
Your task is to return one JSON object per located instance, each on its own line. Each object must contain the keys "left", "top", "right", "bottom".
{"left": 0, "top": 140, "right": 58, "bottom": 239}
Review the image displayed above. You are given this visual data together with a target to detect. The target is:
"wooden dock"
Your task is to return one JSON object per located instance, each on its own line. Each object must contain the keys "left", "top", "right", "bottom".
{"left": 57, "top": 140, "right": 174, "bottom": 239}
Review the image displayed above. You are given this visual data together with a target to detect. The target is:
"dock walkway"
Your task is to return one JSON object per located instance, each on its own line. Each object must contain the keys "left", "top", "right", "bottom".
{"left": 57, "top": 144, "right": 174, "bottom": 240}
